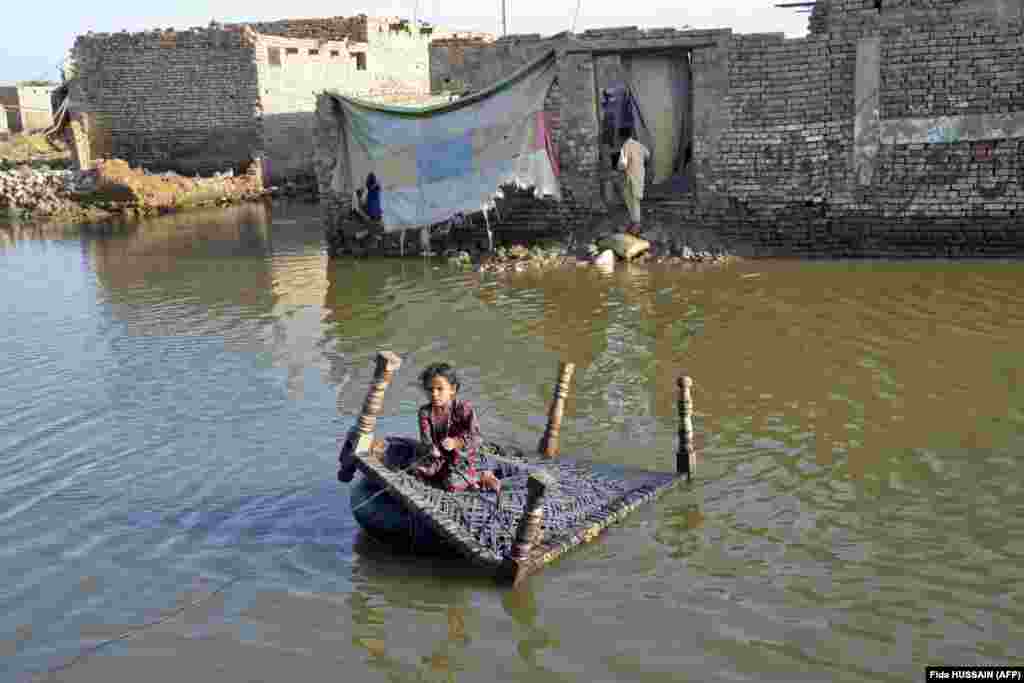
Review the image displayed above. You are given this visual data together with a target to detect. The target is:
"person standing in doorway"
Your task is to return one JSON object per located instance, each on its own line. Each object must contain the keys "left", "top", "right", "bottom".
{"left": 617, "top": 127, "right": 650, "bottom": 233}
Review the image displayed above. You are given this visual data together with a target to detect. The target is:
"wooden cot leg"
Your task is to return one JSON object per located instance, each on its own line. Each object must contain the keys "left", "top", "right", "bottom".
{"left": 483, "top": 208, "right": 494, "bottom": 253}
{"left": 538, "top": 361, "right": 575, "bottom": 458}
{"left": 677, "top": 375, "right": 696, "bottom": 480}
{"left": 497, "top": 471, "right": 555, "bottom": 585}
{"left": 338, "top": 350, "right": 403, "bottom": 483}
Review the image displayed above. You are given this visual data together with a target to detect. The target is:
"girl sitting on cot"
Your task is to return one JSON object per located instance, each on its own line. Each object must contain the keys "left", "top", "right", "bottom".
{"left": 416, "top": 362, "right": 500, "bottom": 493}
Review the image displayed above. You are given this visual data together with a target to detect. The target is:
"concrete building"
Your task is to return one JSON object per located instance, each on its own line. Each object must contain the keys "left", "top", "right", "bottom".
{"left": 319, "top": 0, "right": 1024, "bottom": 257}
{"left": 64, "top": 16, "right": 493, "bottom": 183}
{"left": 0, "top": 84, "right": 58, "bottom": 133}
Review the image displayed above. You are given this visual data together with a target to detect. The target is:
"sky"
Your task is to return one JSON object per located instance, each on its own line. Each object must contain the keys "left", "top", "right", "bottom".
{"left": 0, "top": 0, "right": 810, "bottom": 85}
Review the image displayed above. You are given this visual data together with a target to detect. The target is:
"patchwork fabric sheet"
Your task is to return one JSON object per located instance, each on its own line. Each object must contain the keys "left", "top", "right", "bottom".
{"left": 327, "top": 50, "right": 561, "bottom": 233}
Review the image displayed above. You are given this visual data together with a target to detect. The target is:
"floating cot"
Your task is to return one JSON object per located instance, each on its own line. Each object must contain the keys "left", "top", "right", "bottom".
{"left": 337, "top": 351, "right": 697, "bottom": 585}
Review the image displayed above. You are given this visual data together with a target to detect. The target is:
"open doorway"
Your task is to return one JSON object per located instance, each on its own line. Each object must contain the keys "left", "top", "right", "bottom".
{"left": 598, "top": 49, "right": 693, "bottom": 203}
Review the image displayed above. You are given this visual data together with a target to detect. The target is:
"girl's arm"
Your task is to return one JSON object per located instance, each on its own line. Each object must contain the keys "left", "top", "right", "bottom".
{"left": 418, "top": 408, "right": 440, "bottom": 455}
{"left": 449, "top": 401, "right": 482, "bottom": 453}
{"left": 416, "top": 407, "right": 444, "bottom": 477}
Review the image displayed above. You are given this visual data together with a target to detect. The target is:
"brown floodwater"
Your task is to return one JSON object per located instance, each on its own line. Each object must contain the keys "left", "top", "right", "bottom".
{"left": 1, "top": 202, "right": 1021, "bottom": 683}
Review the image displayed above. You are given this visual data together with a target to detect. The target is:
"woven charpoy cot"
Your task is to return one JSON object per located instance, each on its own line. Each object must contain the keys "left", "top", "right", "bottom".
{"left": 338, "top": 351, "right": 698, "bottom": 585}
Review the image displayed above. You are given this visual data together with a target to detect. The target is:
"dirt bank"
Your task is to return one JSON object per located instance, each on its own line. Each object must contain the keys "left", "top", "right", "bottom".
{"left": 1, "top": 151, "right": 266, "bottom": 224}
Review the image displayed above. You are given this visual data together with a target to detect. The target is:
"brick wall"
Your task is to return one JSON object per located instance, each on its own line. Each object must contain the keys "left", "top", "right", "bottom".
{"left": 714, "top": 34, "right": 830, "bottom": 202}
{"left": 363, "top": 23, "right": 435, "bottom": 97}
{"left": 842, "top": 15, "right": 1024, "bottom": 229}
{"left": 70, "top": 17, "right": 453, "bottom": 182}
{"left": 255, "top": 25, "right": 435, "bottom": 183}
{"left": 15, "top": 85, "right": 56, "bottom": 131}
{"left": 255, "top": 33, "right": 373, "bottom": 183}
{"left": 0, "top": 86, "right": 55, "bottom": 132}
{"left": 316, "top": 8, "right": 1024, "bottom": 257}
{"left": 236, "top": 16, "right": 370, "bottom": 42}
{"left": 879, "top": 17, "right": 1024, "bottom": 118}
{"left": 429, "top": 34, "right": 552, "bottom": 93}
{"left": 70, "top": 27, "right": 261, "bottom": 175}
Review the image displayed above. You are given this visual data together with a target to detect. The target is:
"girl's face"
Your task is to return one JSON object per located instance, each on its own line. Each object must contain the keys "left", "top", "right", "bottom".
{"left": 427, "top": 375, "right": 456, "bottom": 407}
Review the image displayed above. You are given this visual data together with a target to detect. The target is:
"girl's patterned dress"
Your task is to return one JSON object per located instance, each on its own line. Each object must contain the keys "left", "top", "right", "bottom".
{"left": 416, "top": 398, "right": 481, "bottom": 491}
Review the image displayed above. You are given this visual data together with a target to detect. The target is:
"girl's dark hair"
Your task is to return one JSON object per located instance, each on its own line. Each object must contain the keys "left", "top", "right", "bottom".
{"left": 420, "top": 362, "right": 459, "bottom": 392}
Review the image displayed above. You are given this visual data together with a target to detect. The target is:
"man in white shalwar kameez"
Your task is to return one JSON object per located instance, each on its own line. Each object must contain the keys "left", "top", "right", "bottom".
{"left": 617, "top": 127, "right": 650, "bottom": 232}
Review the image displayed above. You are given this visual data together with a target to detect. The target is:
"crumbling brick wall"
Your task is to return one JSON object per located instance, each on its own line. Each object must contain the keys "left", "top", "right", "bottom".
{"left": 70, "top": 28, "right": 261, "bottom": 176}
{"left": 237, "top": 16, "right": 370, "bottom": 43}
{"left": 429, "top": 34, "right": 551, "bottom": 94}
{"left": 70, "top": 16, "right": 468, "bottom": 183}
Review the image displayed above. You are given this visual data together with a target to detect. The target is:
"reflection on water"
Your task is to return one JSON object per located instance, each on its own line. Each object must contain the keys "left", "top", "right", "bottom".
{"left": 2, "top": 204, "right": 1023, "bottom": 682}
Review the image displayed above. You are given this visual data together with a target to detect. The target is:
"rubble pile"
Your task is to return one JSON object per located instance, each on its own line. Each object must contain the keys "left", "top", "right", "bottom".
{"left": 0, "top": 166, "right": 79, "bottom": 216}
{"left": 1, "top": 157, "right": 266, "bottom": 223}
{"left": 476, "top": 242, "right": 576, "bottom": 273}
{"left": 90, "top": 159, "right": 264, "bottom": 212}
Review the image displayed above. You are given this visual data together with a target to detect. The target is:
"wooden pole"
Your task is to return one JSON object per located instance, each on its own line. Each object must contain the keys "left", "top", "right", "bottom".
{"left": 677, "top": 375, "right": 695, "bottom": 480}
{"left": 338, "top": 350, "right": 403, "bottom": 483}
{"left": 538, "top": 361, "right": 575, "bottom": 458}
{"left": 498, "top": 471, "right": 554, "bottom": 585}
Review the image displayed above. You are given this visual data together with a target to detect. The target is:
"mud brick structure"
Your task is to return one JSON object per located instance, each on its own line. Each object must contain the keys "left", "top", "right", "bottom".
{"left": 0, "top": 85, "right": 57, "bottom": 133}
{"left": 321, "top": 0, "right": 1024, "bottom": 257}
{"left": 65, "top": 17, "right": 492, "bottom": 184}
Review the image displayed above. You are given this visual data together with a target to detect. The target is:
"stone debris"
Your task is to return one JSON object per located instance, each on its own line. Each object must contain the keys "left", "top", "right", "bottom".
{"left": 476, "top": 242, "right": 574, "bottom": 273}
{"left": 1, "top": 157, "right": 266, "bottom": 223}
{"left": 596, "top": 232, "right": 650, "bottom": 260}
{"left": 592, "top": 249, "right": 616, "bottom": 267}
{"left": 0, "top": 166, "right": 82, "bottom": 218}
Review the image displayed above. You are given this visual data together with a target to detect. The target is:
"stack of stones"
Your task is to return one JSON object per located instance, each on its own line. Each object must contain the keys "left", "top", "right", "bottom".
{"left": 0, "top": 167, "right": 77, "bottom": 216}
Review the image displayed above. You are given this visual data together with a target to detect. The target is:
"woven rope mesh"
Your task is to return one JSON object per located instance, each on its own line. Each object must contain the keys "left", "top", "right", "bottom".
{"left": 367, "top": 440, "right": 676, "bottom": 561}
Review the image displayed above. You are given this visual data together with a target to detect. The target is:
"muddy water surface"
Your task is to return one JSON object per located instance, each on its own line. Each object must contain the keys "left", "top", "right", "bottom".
{"left": 2, "top": 202, "right": 1022, "bottom": 682}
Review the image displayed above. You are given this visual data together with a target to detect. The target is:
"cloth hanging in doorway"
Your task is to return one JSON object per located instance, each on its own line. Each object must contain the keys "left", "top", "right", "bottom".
{"left": 623, "top": 54, "right": 689, "bottom": 190}
{"left": 327, "top": 50, "right": 561, "bottom": 233}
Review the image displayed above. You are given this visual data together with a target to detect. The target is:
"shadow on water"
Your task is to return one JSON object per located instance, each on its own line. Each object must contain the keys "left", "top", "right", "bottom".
{"left": 114, "top": 480, "right": 358, "bottom": 554}
{"left": 345, "top": 533, "right": 565, "bottom": 682}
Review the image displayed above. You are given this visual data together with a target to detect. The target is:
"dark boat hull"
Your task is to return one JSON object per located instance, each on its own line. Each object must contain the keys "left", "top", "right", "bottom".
{"left": 350, "top": 475, "right": 448, "bottom": 551}
{"left": 347, "top": 437, "right": 530, "bottom": 553}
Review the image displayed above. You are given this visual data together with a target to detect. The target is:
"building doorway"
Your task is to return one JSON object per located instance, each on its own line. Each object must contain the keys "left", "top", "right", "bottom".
{"left": 598, "top": 50, "right": 693, "bottom": 204}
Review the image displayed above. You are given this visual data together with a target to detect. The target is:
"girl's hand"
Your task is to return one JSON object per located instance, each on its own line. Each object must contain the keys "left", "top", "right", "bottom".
{"left": 441, "top": 437, "right": 459, "bottom": 450}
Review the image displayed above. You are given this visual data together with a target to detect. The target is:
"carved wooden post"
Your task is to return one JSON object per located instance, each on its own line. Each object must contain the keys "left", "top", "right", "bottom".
{"left": 498, "top": 471, "right": 555, "bottom": 585}
{"left": 338, "top": 350, "right": 402, "bottom": 483}
{"left": 677, "top": 375, "right": 695, "bottom": 480}
{"left": 538, "top": 361, "right": 575, "bottom": 458}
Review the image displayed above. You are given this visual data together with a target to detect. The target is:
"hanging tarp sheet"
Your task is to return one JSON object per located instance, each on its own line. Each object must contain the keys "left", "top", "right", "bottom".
{"left": 328, "top": 50, "right": 561, "bottom": 233}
